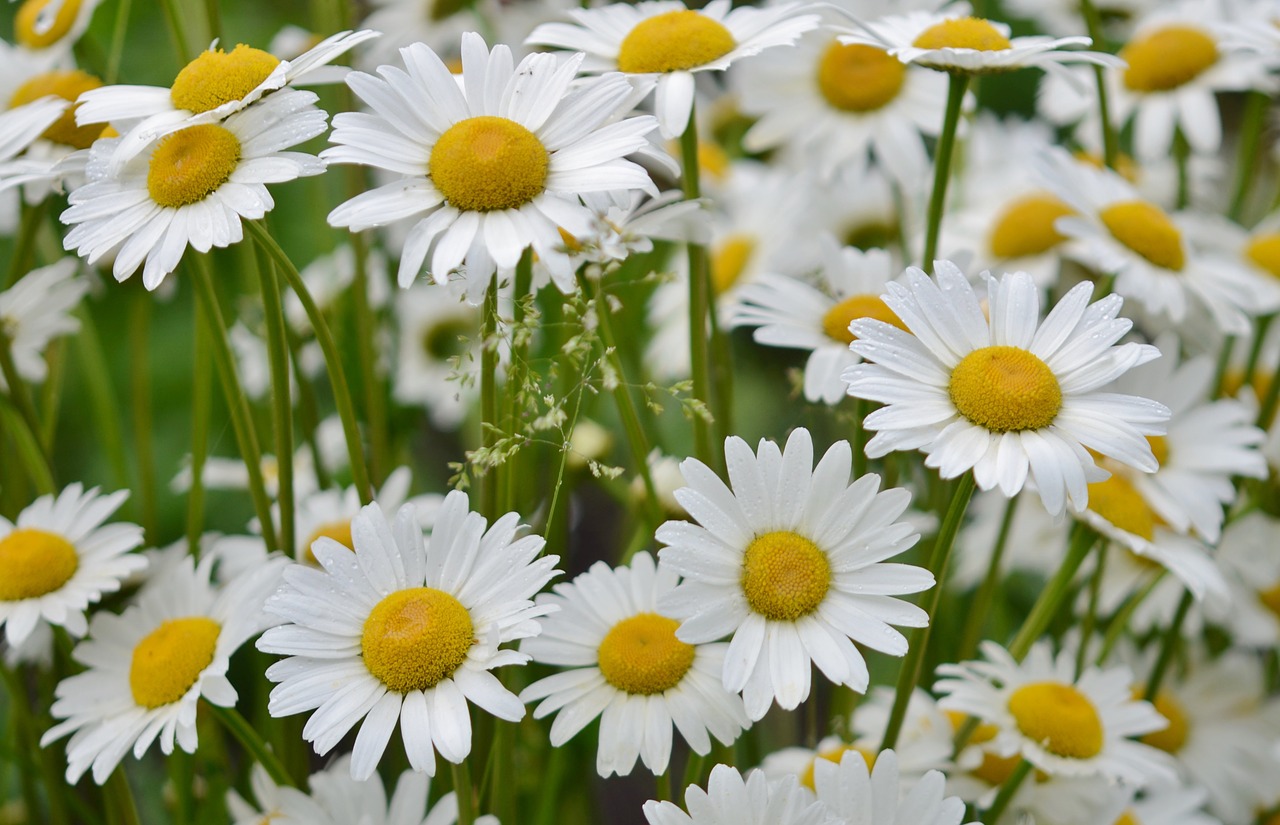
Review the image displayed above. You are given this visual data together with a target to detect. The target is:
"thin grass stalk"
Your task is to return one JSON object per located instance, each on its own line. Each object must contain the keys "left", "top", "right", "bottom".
{"left": 4, "top": 200, "right": 48, "bottom": 288}
{"left": 0, "top": 330, "right": 50, "bottom": 477}
{"left": 38, "top": 339, "right": 67, "bottom": 450}
{"left": 958, "top": 494, "right": 1020, "bottom": 661}
{"left": 207, "top": 703, "right": 296, "bottom": 788}
{"left": 157, "top": 0, "right": 192, "bottom": 62}
{"left": 285, "top": 324, "right": 331, "bottom": 490}
{"left": 452, "top": 758, "right": 476, "bottom": 825}
{"left": 128, "top": 293, "right": 159, "bottom": 545}
{"left": 102, "top": 766, "right": 142, "bottom": 825}
{"left": 105, "top": 0, "right": 133, "bottom": 83}
{"left": 1143, "top": 589, "right": 1194, "bottom": 700}
{"left": 350, "top": 231, "right": 388, "bottom": 487}
{"left": 0, "top": 662, "right": 44, "bottom": 825}
{"left": 257, "top": 248, "right": 295, "bottom": 559}
{"left": 1229, "top": 91, "right": 1269, "bottom": 221}
{"left": 679, "top": 107, "right": 716, "bottom": 469}
{"left": 0, "top": 395, "right": 55, "bottom": 495}
{"left": 1079, "top": 0, "right": 1119, "bottom": 169}
{"left": 920, "top": 74, "right": 970, "bottom": 272}
{"left": 480, "top": 280, "right": 500, "bottom": 519}
{"left": 187, "top": 316, "right": 212, "bottom": 560}
{"left": 73, "top": 309, "right": 131, "bottom": 492}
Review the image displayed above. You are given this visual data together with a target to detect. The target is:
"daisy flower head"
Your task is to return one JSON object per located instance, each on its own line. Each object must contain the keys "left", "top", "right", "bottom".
{"left": 520, "top": 551, "right": 749, "bottom": 777}
{"left": 811, "top": 749, "right": 975, "bottom": 825}
{"left": 0, "top": 483, "right": 144, "bottom": 647}
{"left": 655, "top": 427, "right": 933, "bottom": 721}
{"left": 393, "top": 281, "right": 487, "bottom": 430}
{"left": 257, "top": 493, "right": 560, "bottom": 780}
{"left": 0, "top": 258, "right": 88, "bottom": 390}
{"left": 10, "top": 0, "right": 104, "bottom": 53}
{"left": 643, "top": 763, "right": 836, "bottom": 825}
{"left": 842, "top": 262, "right": 1170, "bottom": 517}
{"left": 324, "top": 34, "right": 659, "bottom": 300}
{"left": 41, "top": 554, "right": 288, "bottom": 783}
{"left": 289, "top": 466, "right": 441, "bottom": 564}
{"left": 935, "top": 640, "right": 1177, "bottom": 785}
{"left": 526, "top": 0, "right": 821, "bottom": 138}
{"left": 1215, "top": 511, "right": 1280, "bottom": 649}
{"left": 59, "top": 88, "right": 328, "bottom": 290}
{"left": 1002, "top": 0, "right": 1159, "bottom": 39}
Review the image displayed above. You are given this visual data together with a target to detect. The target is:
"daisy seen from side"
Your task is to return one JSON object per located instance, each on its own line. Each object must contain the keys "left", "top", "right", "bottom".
{"left": 0, "top": 258, "right": 88, "bottom": 390}
{"left": 643, "top": 764, "right": 836, "bottom": 825}
{"left": 811, "top": 749, "right": 976, "bottom": 825}
{"left": 10, "top": 0, "right": 104, "bottom": 54}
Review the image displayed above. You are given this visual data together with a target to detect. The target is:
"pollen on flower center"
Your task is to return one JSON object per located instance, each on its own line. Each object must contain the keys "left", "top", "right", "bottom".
{"left": 989, "top": 193, "right": 1074, "bottom": 258}
{"left": 1137, "top": 690, "right": 1189, "bottom": 754}
{"left": 741, "top": 531, "right": 831, "bottom": 621}
{"left": 361, "top": 587, "right": 474, "bottom": 693}
{"left": 129, "top": 617, "right": 221, "bottom": 708}
{"left": 1121, "top": 26, "right": 1218, "bottom": 93}
{"left": 1246, "top": 233, "right": 1280, "bottom": 279}
{"left": 303, "top": 520, "right": 354, "bottom": 564}
{"left": 0, "top": 528, "right": 79, "bottom": 601}
{"left": 711, "top": 234, "right": 755, "bottom": 294}
{"left": 15, "top": 0, "right": 82, "bottom": 48}
{"left": 949, "top": 346, "right": 1062, "bottom": 433}
{"left": 799, "top": 743, "right": 877, "bottom": 790}
{"left": 616, "top": 10, "right": 736, "bottom": 74}
{"left": 822, "top": 294, "right": 907, "bottom": 344}
{"left": 8, "top": 70, "right": 104, "bottom": 149}
{"left": 1099, "top": 200, "right": 1185, "bottom": 271}
{"left": 170, "top": 44, "right": 281, "bottom": 114}
{"left": 912, "top": 17, "right": 1012, "bottom": 52}
{"left": 147, "top": 124, "right": 242, "bottom": 208}
{"left": 1087, "top": 474, "right": 1158, "bottom": 541}
{"left": 429, "top": 116, "right": 549, "bottom": 212}
{"left": 596, "top": 612, "right": 695, "bottom": 695}
{"left": 1007, "top": 681, "right": 1104, "bottom": 759}
{"left": 816, "top": 43, "right": 907, "bottom": 113}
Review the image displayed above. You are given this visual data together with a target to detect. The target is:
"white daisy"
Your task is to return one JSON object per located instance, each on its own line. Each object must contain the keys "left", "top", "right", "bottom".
{"left": 289, "top": 466, "right": 442, "bottom": 563}
{"left": 935, "top": 640, "right": 1177, "bottom": 785}
{"left": 226, "top": 763, "right": 326, "bottom": 825}
{"left": 41, "top": 555, "right": 287, "bottom": 783}
{"left": 562, "top": 189, "right": 707, "bottom": 267}
{"left": 656, "top": 427, "right": 932, "bottom": 720}
{"left": 324, "top": 34, "right": 658, "bottom": 299}
{"left": 520, "top": 551, "right": 749, "bottom": 777}
{"left": 951, "top": 489, "right": 1067, "bottom": 590}
{"left": 60, "top": 88, "right": 328, "bottom": 290}
{"left": 10, "top": 0, "right": 104, "bottom": 53}
{"left": 1002, "top": 0, "right": 1159, "bottom": 39}
{"left": 842, "top": 263, "right": 1169, "bottom": 517}
{"left": 0, "top": 483, "right": 145, "bottom": 647}
{"left": 1215, "top": 511, "right": 1280, "bottom": 649}
{"left": 257, "top": 494, "right": 560, "bottom": 780}
{"left": 643, "top": 763, "right": 836, "bottom": 825}
{"left": 811, "top": 749, "right": 975, "bottom": 825}
{"left": 283, "top": 244, "right": 391, "bottom": 335}
{"left": 1105, "top": 785, "right": 1221, "bottom": 825}
{"left": 527, "top": 0, "right": 819, "bottom": 138}
{"left": 0, "top": 258, "right": 88, "bottom": 390}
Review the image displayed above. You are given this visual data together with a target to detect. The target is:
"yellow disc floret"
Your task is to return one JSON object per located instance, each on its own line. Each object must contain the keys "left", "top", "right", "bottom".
{"left": 1259, "top": 582, "right": 1280, "bottom": 619}
{"left": 170, "top": 44, "right": 281, "bottom": 114}
{"left": 1121, "top": 26, "right": 1218, "bottom": 93}
{"left": 1138, "top": 690, "right": 1189, "bottom": 754}
{"left": 1099, "top": 200, "right": 1185, "bottom": 271}
{"left": 711, "top": 234, "right": 755, "bottom": 294}
{"left": 741, "top": 531, "right": 831, "bottom": 621}
{"left": 596, "top": 612, "right": 696, "bottom": 695}
{"left": 129, "top": 617, "right": 221, "bottom": 708}
{"left": 8, "top": 70, "right": 104, "bottom": 149}
{"left": 822, "top": 294, "right": 907, "bottom": 344}
{"left": 361, "top": 587, "right": 474, "bottom": 693}
{"left": 1087, "top": 474, "right": 1157, "bottom": 541}
{"left": 147, "top": 124, "right": 242, "bottom": 208}
{"left": 988, "top": 193, "right": 1074, "bottom": 259}
{"left": 1007, "top": 681, "right": 1104, "bottom": 759}
{"left": 949, "top": 346, "right": 1062, "bottom": 432}
{"left": 912, "top": 17, "right": 1012, "bottom": 51}
{"left": 616, "top": 10, "right": 736, "bottom": 74}
{"left": 15, "top": 0, "right": 82, "bottom": 48}
{"left": 429, "top": 116, "right": 549, "bottom": 212}
{"left": 303, "top": 520, "right": 354, "bottom": 564}
{"left": 1246, "top": 233, "right": 1280, "bottom": 280}
{"left": 799, "top": 744, "right": 876, "bottom": 790}
{"left": 0, "top": 528, "right": 79, "bottom": 601}
{"left": 816, "top": 43, "right": 907, "bottom": 113}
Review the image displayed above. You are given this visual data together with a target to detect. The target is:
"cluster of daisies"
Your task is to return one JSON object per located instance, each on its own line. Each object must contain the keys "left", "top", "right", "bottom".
{"left": 2, "top": 0, "right": 1280, "bottom": 822}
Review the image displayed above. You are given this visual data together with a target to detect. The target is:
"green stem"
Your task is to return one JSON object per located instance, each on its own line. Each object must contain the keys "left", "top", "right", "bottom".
{"left": 0, "top": 662, "right": 44, "bottom": 825}
{"left": 502, "top": 252, "right": 533, "bottom": 516}
{"left": 102, "top": 766, "right": 142, "bottom": 825}
{"left": 920, "top": 74, "right": 970, "bottom": 272}
{"left": 105, "top": 0, "right": 133, "bottom": 84}
{"left": 1173, "top": 130, "right": 1191, "bottom": 210}
{"left": 880, "top": 472, "right": 976, "bottom": 750}
{"left": 202, "top": 0, "right": 221, "bottom": 42}
{"left": 257, "top": 249, "right": 295, "bottom": 558}
{"left": 285, "top": 325, "right": 331, "bottom": 491}
{"left": 958, "top": 494, "right": 1019, "bottom": 661}
{"left": 680, "top": 106, "right": 716, "bottom": 470}
{"left": 852, "top": 397, "right": 868, "bottom": 479}
{"left": 207, "top": 703, "right": 296, "bottom": 788}
{"left": 982, "top": 759, "right": 1032, "bottom": 825}
{"left": 169, "top": 751, "right": 193, "bottom": 825}
{"left": 1212, "top": 334, "right": 1236, "bottom": 400}
{"left": 1079, "top": 0, "right": 1119, "bottom": 169}
{"left": 1097, "top": 570, "right": 1164, "bottom": 665}
{"left": 157, "top": 0, "right": 192, "bottom": 62}
{"left": 479, "top": 281, "right": 500, "bottom": 519}
{"left": 187, "top": 315, "right": 211, "bottom": 560}
{"left": 4, "top": 200, "right": 49, "bottom": 288}
{"left": 656, "top": 770, "right": 672, "bottom": 802}
{"left": 1229, "top": 92, "right": 1269, "bottom": 222}
{"left": 1257, "top": 348, "right": 1280, "bottom": 428}
{"left": 1076, "top": 543, "right": 1107, "bottom": 679}
{"left": 1143, "top": 590, "right": 1193, "bottom": 700}
{"left": 1007, "top": 523, "right": 1098, "bottom": 659}
{"left": 1244, "top": 314, "right": 1274, "bottom": 383}
{"left": 73, "top": 309, "right": 131, "bottom": 492}
{"left": 350, "top": 232, "right": 388, "bottom": 488}
{"left": 129, "top": 293, "right": 159, "bottom": 546}
{"left": 0, "top": 398, "right": 55, "bottom": 495}
{"left": 39, "top": 340, "right": 66, "bottom": 450}
{"left": 452, "top": 758, "right": 476, "bottom": 825}
{"left": 0, "top": 329, "right": 52, "bottom": 481}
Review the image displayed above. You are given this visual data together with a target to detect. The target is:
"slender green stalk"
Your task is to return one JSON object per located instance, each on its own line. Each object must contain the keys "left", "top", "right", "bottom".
{"left": 452, "top": 758, "right": 476, "bottom": 825}
{"left": 1257, "top": 352, "right": 1280, "bottom": 428}
{"left": 1244, "top": 314, "right": 1274, "bottom": 382}
{"left": 129, "top": 293, "right": 159, "bottom": 545}
{"left": 0, "top": 398, "right": 55, "bottom": 495}
{"left": 0, "top": 662, "right": 44, "bottom": 825}
{"left": 1007, "top": 524, "right": 1098, "bottom": 659}
{"left": 851, "top": 398, "right": 869, "bottom": 479}
{"left": 920, "top": 74, "right": 970, "bottom": 272}
{"left": 679, "top": 108, "right": 716, "bottom": 469}
{"left": 169, "top": 751, "right": 194, "bottom": 825}
{"left": 350, "top": 232, "right": 388, "bottom": 487}
{"left": 1173, "top": 130, "right": 1191, "bottom": 209}
{"left": 285, "top": 325, "right": 331, "bottom": 490}
{"left": 157, "top": 0, "right": 192, "bottom": 62}
{"left": 103, "top": 766, "right": 142, "bottom": 825}
{"left": 1079, "top": 0, "right": 1119, "bottom": 169}
{"left": 880, "top": 472, "right": 976, "bottom": 750}
{"left": 5, "top": 200, "right": 49, "bottom": 288}
{"left": 1229, "top": 92, "right": 1269, "bottom": 221}
{"left": 74, "top": 309, "right": 131, "bottom": 492}
{"left": 656, "top": 770, "right": 673, "bottom": 802}
{"left": 502, "top": 252, "right": 534, "bottom": 516}
{"left": 187, "top": 315, "right": 212, "bottom": 559}
{"left": 207, "top": 703, "right": 296, "bottom": 788}
{"left": 1076, "top": 543, "right": 1107, "bottom": 678}
{"left": 532, "top": 743, "right": 569, "bottom": 825}
{"left": 0, "top": 329, "right": 50, "bottom": 476}
{"left": 105, "top": 0, "right": 133, "bottom": 83}
{"left": 958, "top": 495, "right": 1019, "bottom": 661}
{"left": 38, "top": 340, "right": 67, "bottom": 450}
{"left": 257, "top": 249, "right": 296, "bottom": 558}
{"left": 1143, "top": 590, "right": 1193, "bottom": 700}
{"left": 479, "top": 281, "right": 500, "bottom": 519}
{"left": 1097, "top": 570, "right": 1164, "bottom": 664}
{"left": 982, "top": 759, "right": 1033, "bottom": 825}
{"left": 1212, "top": 334, "right": 1237, "bottom": 399}
{"left": 201, "top": 0, "right": 221, "bottom": 42}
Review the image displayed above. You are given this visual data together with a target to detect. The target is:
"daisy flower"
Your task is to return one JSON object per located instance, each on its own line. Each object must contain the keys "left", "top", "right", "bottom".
{"left": 289, "top": 466, "right": 442, "bottom": 563}
{"left": 1106, "top": 785, "right": 1221, "bottom": 825}
{"left": 60, "top": 88, "right": 328, "bottom": 290}
{"left": 935, "top": 640, "right": 1177, "bottom": 785}
{"left": 656, "top": 427, "right": 932, "bottom": 720}
{"left": 951, "top": 489, "right": 1067, "bottom": 590}
{"left": 0, "top": 483, "right": 144, "bottom": 647}
{"left": 1002, "top": 0, "right": 1158, "bottom": 39}
{"left": 520, "top": 552, "right": 749, "bottom": 777}
{"left": 227, "top": 763, "right": 326, "bottom": 825}
{"left": 1215, "top": 511, "right": 1280, "bottom": 649}
{"left": 11, "top": 0, "right": 104, "bottom": 53}
{"left": 643, "top": 764, "right": 835, "bottom": 825}
{"left": 324, "top": 34, "right": 658, "bottom": 299}
{"left": 526, "top": 0, "right": 820, "bottom": 139}
{"left": 842, "top": 263, "right": 1169, "bottom": 517}
{"left": 0, "top": 258, "right": 88, "bottom": 390}
{"left": 393, "top": 280, "right": 488, "bottom": 430}
{"left": 811, "top": 750, "right": 975, "bottom": 825}
{"left": 41, "top": 555, "right": 287, "bottom": 783}
{"left": 729, "top": 239, "right": 906, "bottom": 405}
{"left": 257, "top": 494, "right": 560, "bottom": 780}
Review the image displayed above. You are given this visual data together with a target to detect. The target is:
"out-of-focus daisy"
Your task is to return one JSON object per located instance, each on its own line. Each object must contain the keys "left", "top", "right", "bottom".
{"left": 60, "top": 88, "right": 328, "bottom": 290}
{"left": 843, "top": 264, "right": 1169, "bottom": 517}
{"left": 935, "top": 640, "right": 1177, "bottom": 784}
{"left": 631, "top": 449, "right": 687, "bottom": 518}
{"left": 393, "top": 280, "right": 486, "bottom": 430}
{"left": 0, "top": 258, "right": 88, "bottom": 390}
{"left": 642, "top": 764, "right": 834, "bottom": 825}
{"left": 1215, "top": 511, "right": 1280, "bottom": 649}
{"left": 656, "top": 428, "right": 932, "bottom": 720}
{"left": 226, "top": 763, "right": 326, "bottom": 825}
{"left": 325, "top": 34, "right": 657, "bottom": 299}
{"left": 0, "top": 483, "right": 144, "bottom": 646}
{"left": 811, "top": 750, "right": 974, "bottom": 825}
{"left": 527, "top": 0, "right": 819, "bottom": 138}
{"left": 171, "top": 444, "right": 324, "bottom": 502}
{"left": 360, "top": 0, "right": 575, "bottom": 70}
{"left": 520, "top": 552, "right": 749, "bottom": 777}
{"left": 1105, "top": 785, "right": 1221, "bottom": 825}
{"left": 11, "top": 0, "right": 104, "bottom": 53}
{"left": 562, "top": 190, "right": 707, "bottom": 268}
{"left": 1003, "top": 0, "right": 1158, "bottom": 39}
{"left": 289, "top": 466, "right": 441, "bottom": 563}
{"left": 257, "top": 495, "right": 559, "bottom": 780}
{"left": 729, "top": 239, "right": 905, "bottom": 405}
{"left": 950, "top": 490, "right": 1066, "bottom": 591}
{"left": 284, "top": 244, "right": 391, "bottom": 335}
{"left": 42, "top": 555, "right": 287, "bottom": 783}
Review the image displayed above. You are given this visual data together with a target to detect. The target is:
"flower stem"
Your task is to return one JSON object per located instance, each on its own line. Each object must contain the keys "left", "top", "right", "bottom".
{"left": 207, "top": 703, "right": 296, "bottom": 788}
{"left": 502, "top": 252, "right": 534, "bottom": 516}
{"left": 0, "top": 396, "right": 55, "bottom": 495}
{"left": 187, "top": 315, "right": 212, "bottom": 560}
{"left": 4, "top": 200, "right": 48, "bottom": 288}
{"left": 103, "top": 766, "right": 142, "bottom": 825}
{"left": 1229, "top": 91, "right": 1269, "bottom": 222}
{"left": 105, "top": 0, "right": 132, "bottom": 84}
{"left": 480, "top": 280, "right": 500, "bottom": 520}
{"left": 1097, "top": 570, "right": 1163, "bottom": 664}
{"left": 157, "top": 0, "right": 192, "bottom": 62}
{"left": 453, "top": 758, "right": 476, "bottom": 825}
{"left": 680, "top": 106, "right": 717, "bottom": 470}
{"left": 920, "top": 74, "right": 969, "bottom": 272}
{"left": 1079, "top": 0, "right": 1119, "bottom": 169}
{"left": 350, "top": 232, "right": 388, "bottom": 488}
{"left": 1007, "top": 523, "right": 1098, "bottom": 659}
{"left": 1257, "top": 349, "right": 1280, "bottom": 428}
{"left": 1076, "top": 543, "right": 1107, "bottom": 679}
{"left": 129, "top": 293, "right": 159, "bottom": 546}
{"left": 256, "top": 247, "right": 295, "bottom": 558}
{"left": 1143, "top": 589, "right": 1193, "bottom": 700}
{"left": 982, "top": 758, "right": 1032, "bottom": 825}
{"left": 0, "top": 329, "right": 52, "bottom": 483}
{"left": 73, "top": 309, "right": 131, "bottom": 493}
{"left": 958, "top": 494, "right": 1019, "bottom": 661}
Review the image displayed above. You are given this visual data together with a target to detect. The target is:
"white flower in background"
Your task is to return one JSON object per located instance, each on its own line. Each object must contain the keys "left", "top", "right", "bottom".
{"left": 10, "top": 0, "right": 104, "bottom": 54}
{"left": 643, "top": 764, "right": 836, "bottom": 825}
{"left": 171, "top": 445, "right": 324, "bottom": 502}
{"left": 284, "top": 244, "right": 391, "bottom": 334}
{"left": 393, "top": 280, "right": 486, "bottom": 430}
{"left": 562, "top": 190, "right": 707, "bottom": 267}
{"left": 1003, "top": 0, "right": 1158, "bottom": 39}
{"left": 0, "top": 258, "right": 88, "bottom": 390}
{"left": 289, "top": 466, "right": 442, "bottom": 563}
{"left": 811, "top": 750, "right": 975, "bottom": 825}
{"left": 1104, "top": 785, "right": 1222, "bottom": 825}
{"left": 950, "top": 489, "right": 1066, "bottom": 591}
{"left": 1215, "top": 511, "right": 1280, "bottom": 649}
{"left": 226, "top": 763, "right": 326, "bottom": 825}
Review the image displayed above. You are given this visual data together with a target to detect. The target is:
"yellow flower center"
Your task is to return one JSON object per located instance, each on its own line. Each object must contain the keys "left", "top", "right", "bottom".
{"left": 129, "top": 617, "right": 222, "bottom": 708}
{"left": 988, "top": 194, "right": 1074, "bottom": 259}
{"left": 15, "top": 0, "right": 82, "bottom": 48}
{"left": 1007, "top": 681, "right": 1104, "bottom": 759}
{"left": 949, "top": 346, "right": 1062, "bottom": 433}
{"left": 303, "top": 520, "right": 354, "bottom": 564}
{"left": 816, "top": 43, "right": 907, "bottom": 113}
{"left": 1086, "top": 473, "right": 1158, "bottom": 541}
{"left": 596, "top": 612, "right": 696, "bottom": 695}
{"left": 946, "top": 710, "right": 1023, "bottom": 785}
{"left": 1246, "top": 233, "right": 1280, "bottom": 280}
{"left": 1114, "top": 812, "right": 1141, "bottom": 825}
{"left": 799, "top": 743, "right": 877, "bottom": 790}
{"left": 1121, "top": 26, "right": 1218, "bottom": 93}
{"left": 147, "top": 124, "right": 241, "bottom": 208}
{"left": 616, "top": 10, "right": 736, "bottom": 74}
{"left": 8, "top": 70, "right": 104, "bottom": 149}
{"left": 912, "top": 17, "right": 1012, "bottom": 52}
{"left": 0, "top": 528, "right": 79, "bottom": 601}
{"left": 1146, "top": 435, "right": 1169, "bottom": 467}
{"left": 1075, "top": 149, "right": 1140, "bottom": 183}
{"left": 169, "top": 44, "right": 281, "bottom": 114}
{"left": 711, "top": 234, "right": 755, "bottom": 294}
{"left": 1138, "top": 690, "right": 1189, "bottom": 754}
{"left": 698, "top": 140, "right": 730, "bottom": 181}
{"left": 822, "top": 294, "right": 907, "bottom": 344}
{"left": 361, "top": 587, "right": 474, "bottom": 693}
{"left": 1259, "top": 582, "right": 1280, "bottom": 619}
{"left": 1099, "top": 200, "right": 1185, "bottom": 272}
{"left": 741, "top": 531, "right": 831, "bottom": 621}
{"left": 429, "top": 116, "right": 549, "bottom": 212}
